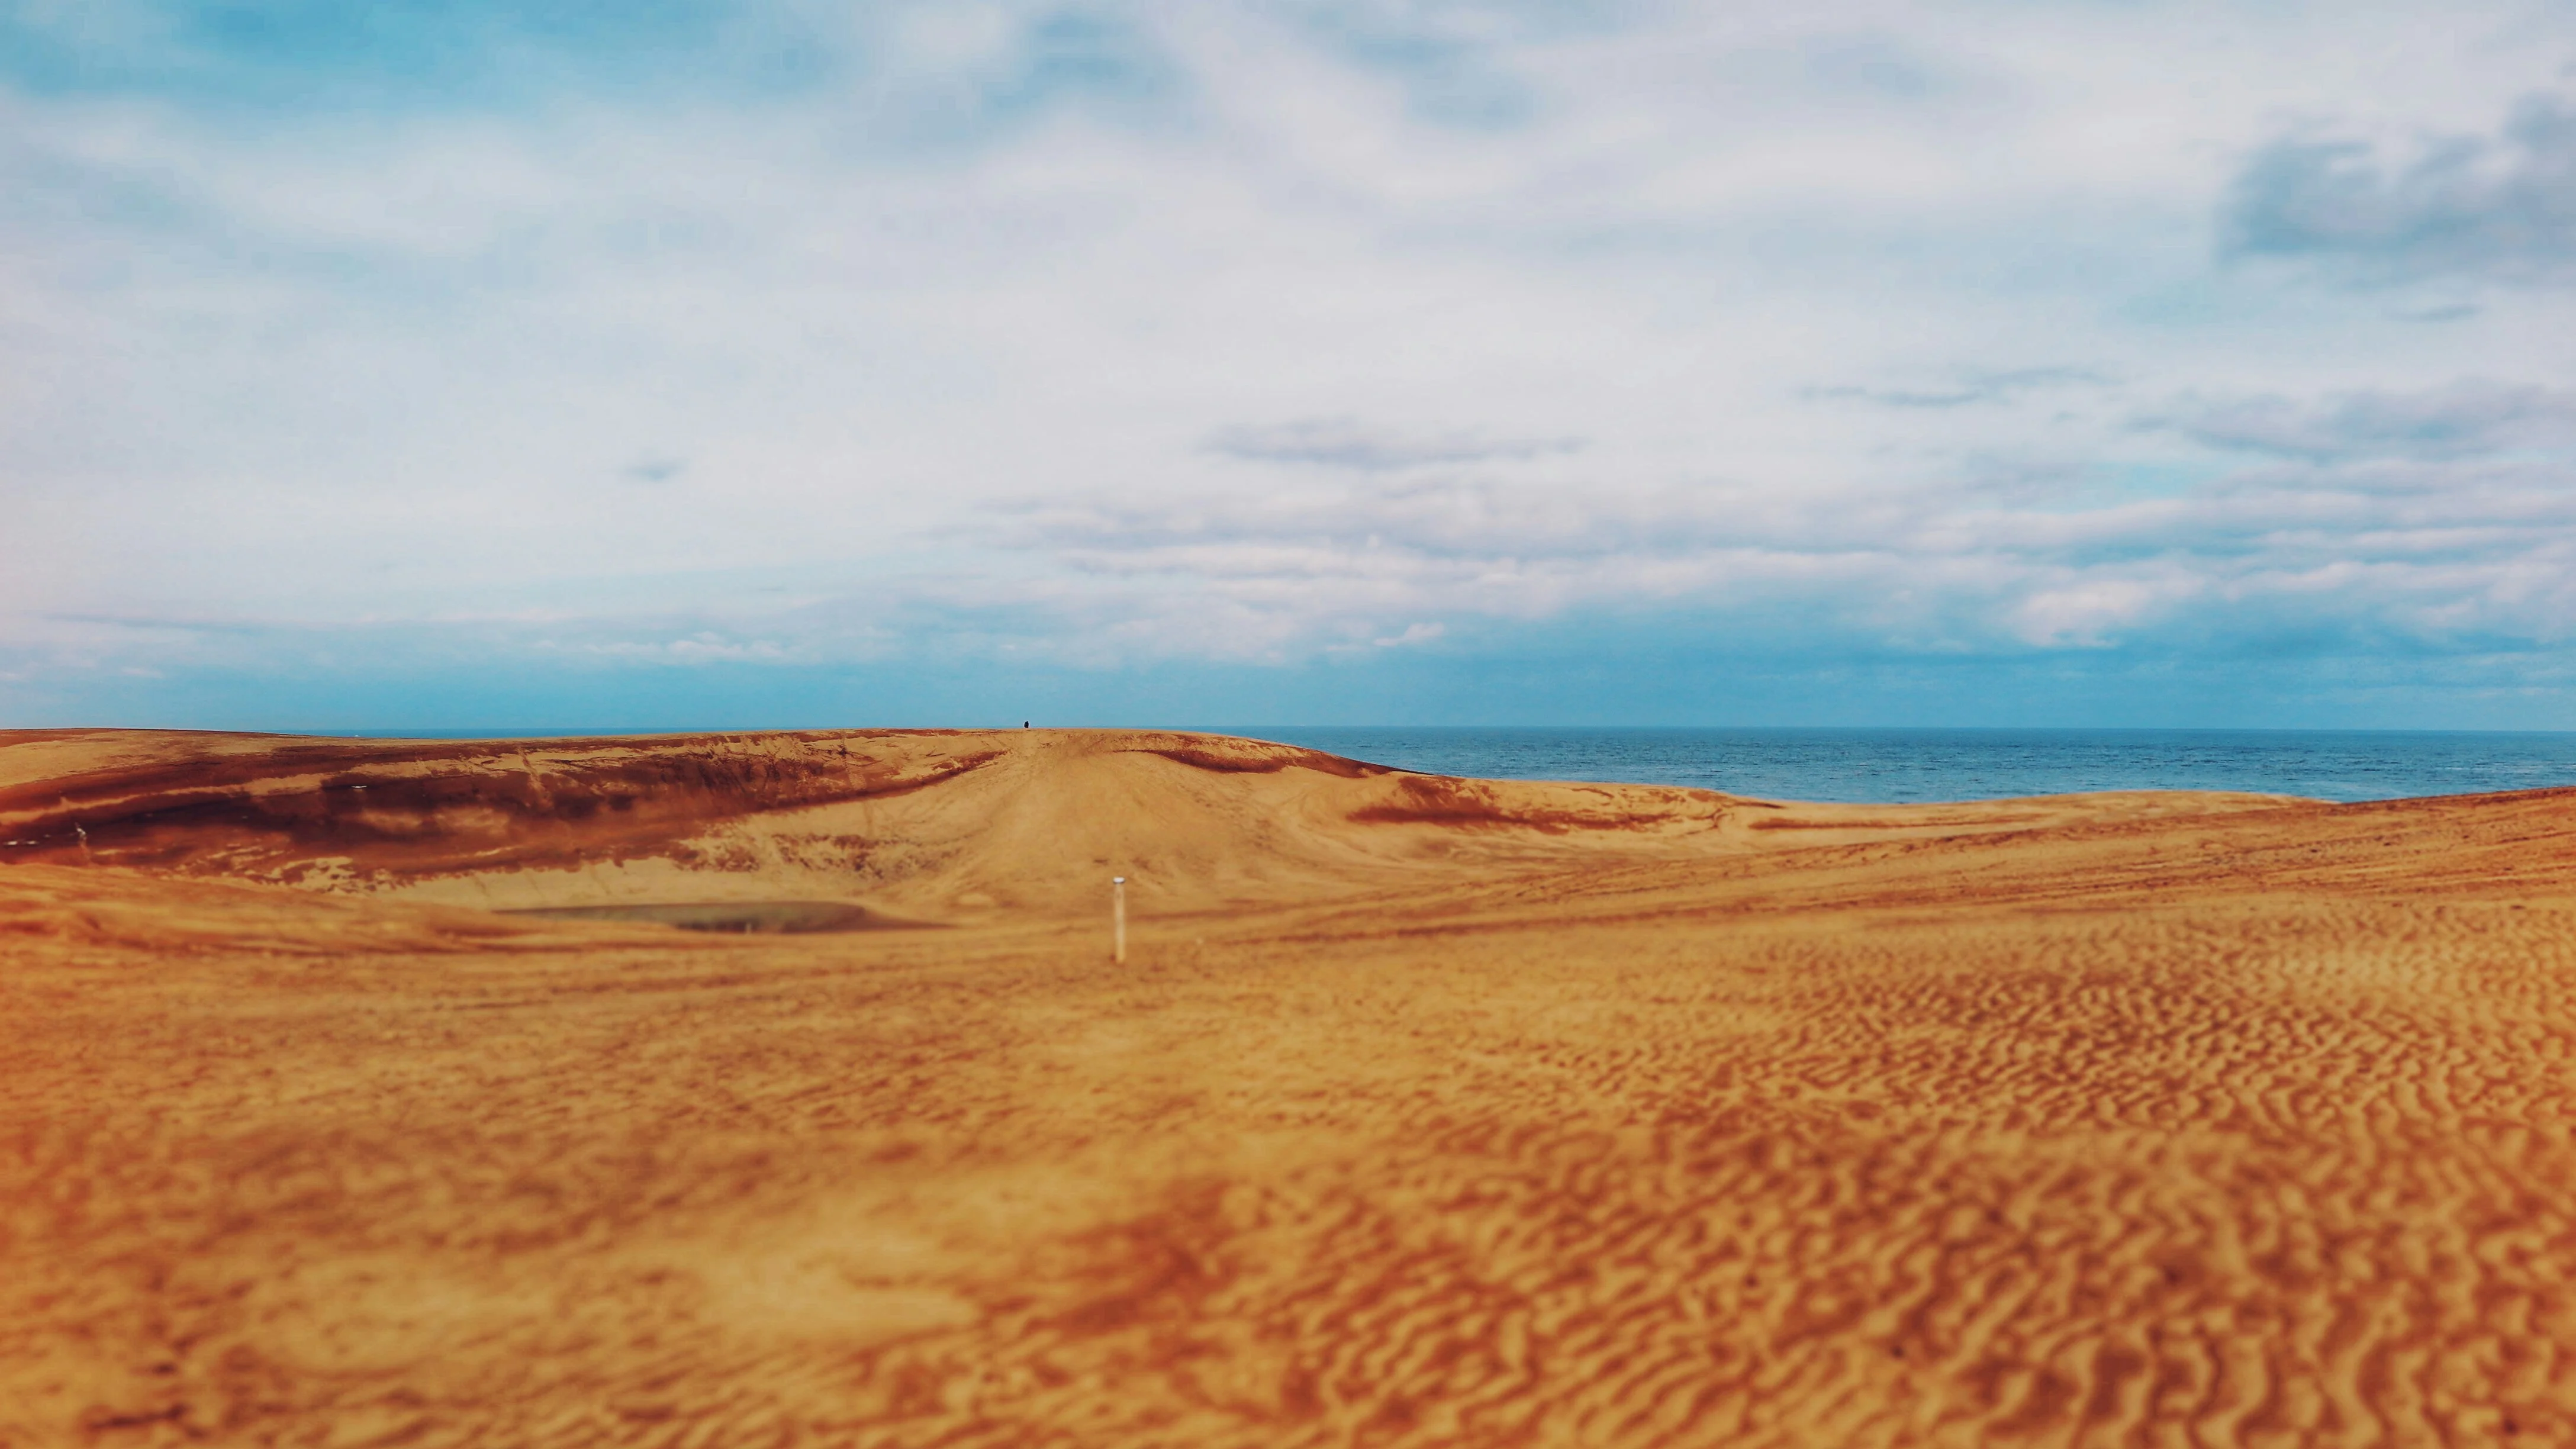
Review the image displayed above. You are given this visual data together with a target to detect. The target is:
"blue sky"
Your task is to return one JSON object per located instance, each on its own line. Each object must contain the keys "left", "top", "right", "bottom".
{"left": 5, "top": 1, "right": 2576, "bottom": 729}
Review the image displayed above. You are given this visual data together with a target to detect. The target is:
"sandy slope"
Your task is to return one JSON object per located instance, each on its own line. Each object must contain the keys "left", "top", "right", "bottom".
{"left": 4, "top": 728, "right": 2573, "bottom": 1447}
{"left": 0, "top": 729, "right": 2294, "bottom": 915}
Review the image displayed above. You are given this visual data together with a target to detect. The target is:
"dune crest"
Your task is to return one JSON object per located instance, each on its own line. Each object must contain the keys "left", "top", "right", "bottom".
{"left": 0, "top": 728, "right": 2292, "bottom": 916}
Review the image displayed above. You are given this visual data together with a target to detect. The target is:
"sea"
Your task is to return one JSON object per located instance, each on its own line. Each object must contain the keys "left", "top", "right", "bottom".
{"left": 343, "top": 727, "right": 2576, "bottom": 804}
{"left": 1228, "top": 727, "right": 2576, "bottom": 804}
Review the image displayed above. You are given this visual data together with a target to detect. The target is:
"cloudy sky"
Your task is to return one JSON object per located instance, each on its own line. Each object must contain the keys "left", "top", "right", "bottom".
{"left": 5, "top": 0, "right": 2576, "bottom": 729}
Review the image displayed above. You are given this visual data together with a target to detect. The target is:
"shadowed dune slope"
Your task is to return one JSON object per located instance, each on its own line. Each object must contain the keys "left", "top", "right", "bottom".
{"left": 7, "top": 729, "right": 2576, "bottom": 1447}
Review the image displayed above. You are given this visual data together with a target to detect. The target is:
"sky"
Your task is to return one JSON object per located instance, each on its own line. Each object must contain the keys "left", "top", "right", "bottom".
{"left": 5, "top": 0, "right": 2576, "bottom": 730}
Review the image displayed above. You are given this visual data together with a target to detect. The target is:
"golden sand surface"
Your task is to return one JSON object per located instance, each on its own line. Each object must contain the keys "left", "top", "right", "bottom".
{"left": 4, "top": 727, "right": 2573, "bottom": 1447}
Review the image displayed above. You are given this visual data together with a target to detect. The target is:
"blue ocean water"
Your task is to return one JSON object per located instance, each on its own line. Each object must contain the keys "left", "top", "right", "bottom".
{"left": 328, "top": 727, "right": 2576, "bottom": 804}
{"left": 1223, "top": 728, "right": 2576, "bottom": 804}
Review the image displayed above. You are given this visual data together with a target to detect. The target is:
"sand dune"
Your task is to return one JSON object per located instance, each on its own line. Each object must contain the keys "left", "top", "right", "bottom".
{"left": 0, "top": 728, "right": 2294, "bottom": 914}
{"left": 5, "top": 728, "right": 2574, "bottom": 1446}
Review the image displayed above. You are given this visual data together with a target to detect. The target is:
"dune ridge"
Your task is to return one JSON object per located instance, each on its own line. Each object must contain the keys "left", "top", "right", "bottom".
{"left": 5, "top": 728, "right": 2574, "bottom": 1447}
{"left": 0, "top": 727, "right": 2292, "bottom": 915}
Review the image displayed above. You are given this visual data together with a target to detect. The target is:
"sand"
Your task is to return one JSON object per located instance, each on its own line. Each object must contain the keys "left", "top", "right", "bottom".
{"left": 4, "top": 727, "right": 2572, "bottom": 1446}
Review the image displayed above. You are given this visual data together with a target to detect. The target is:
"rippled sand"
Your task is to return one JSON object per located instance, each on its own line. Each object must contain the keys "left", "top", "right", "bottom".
{"left": 4, "top": 728, "right": 2572, "bottom": 1445}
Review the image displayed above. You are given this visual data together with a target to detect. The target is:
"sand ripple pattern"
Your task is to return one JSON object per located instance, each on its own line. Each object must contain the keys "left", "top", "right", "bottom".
{"left": 6, "top": 735, "right": 2576, "bottom": 1445}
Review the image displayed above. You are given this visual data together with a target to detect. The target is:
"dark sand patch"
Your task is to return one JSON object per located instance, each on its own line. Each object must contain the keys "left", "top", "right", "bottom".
{"left": 496, "top": 900, "right": 931, "bottom": 933}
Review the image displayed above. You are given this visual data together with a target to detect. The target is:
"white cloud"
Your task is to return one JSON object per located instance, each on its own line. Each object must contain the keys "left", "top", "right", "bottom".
{"left": 1205, "top": 417, "right": 1583, "bottom": 469}
{"left": 3, "top": 1, "right": 2576, "bottom": 721}
{"left": 2165, "top": 380, "right": 2576, "bottom": 460}
{"left": 2010, "top": 575, "right": 2204, "bottom": 649}
{"left": 534, "top": 633, "right": 793, "bottom": 666}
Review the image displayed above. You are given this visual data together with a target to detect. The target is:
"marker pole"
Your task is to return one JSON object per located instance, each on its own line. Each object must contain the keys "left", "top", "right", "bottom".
{"left": 1112, "top": 875, "right": 1127, "bottom": 964}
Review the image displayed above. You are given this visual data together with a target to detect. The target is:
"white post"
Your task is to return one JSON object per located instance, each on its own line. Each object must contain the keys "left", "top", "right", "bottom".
{"left": 1112, "top": 875, "right": 1127, "bottom": 964}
